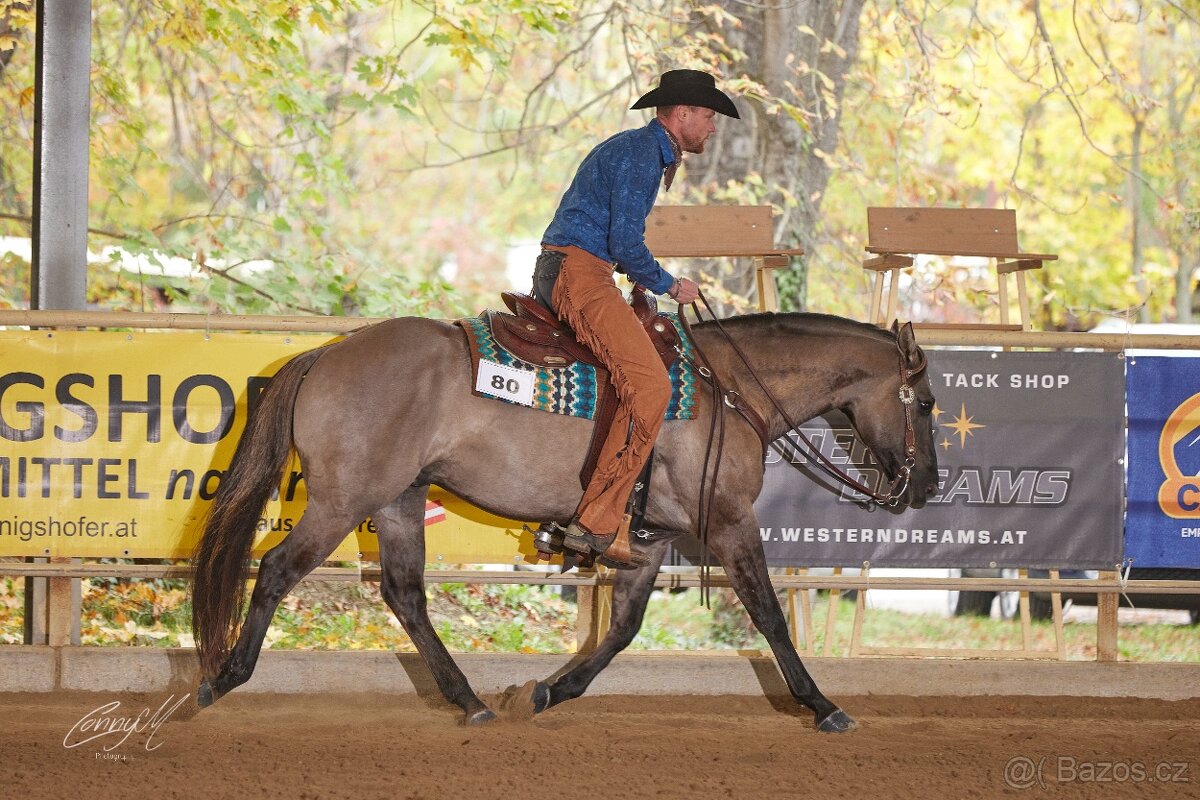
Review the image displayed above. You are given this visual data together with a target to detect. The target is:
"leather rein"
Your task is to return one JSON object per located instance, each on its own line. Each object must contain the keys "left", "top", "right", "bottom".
{"left": 676, "top": 292, "right": 928, "bottom": 519}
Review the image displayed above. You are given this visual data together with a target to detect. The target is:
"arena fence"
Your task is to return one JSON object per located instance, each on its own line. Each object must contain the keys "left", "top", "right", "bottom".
{"left": 3, "top": 308, "right": 1198, "bottom": 662}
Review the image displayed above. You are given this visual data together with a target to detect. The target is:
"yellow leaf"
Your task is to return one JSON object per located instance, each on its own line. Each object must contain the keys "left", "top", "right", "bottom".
{"left": 308, "top": 11, "right": 330, "bottom": 34}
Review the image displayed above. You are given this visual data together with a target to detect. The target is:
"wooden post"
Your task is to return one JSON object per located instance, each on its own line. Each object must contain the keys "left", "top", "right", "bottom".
{"left": 22, "top": 558, "right": 80, "bottom": 646}
{"left": 821, "top": 567, "right": 843, "bottom": 656}
{"left": 998, "top": 269, "right": 1011, "bottom": 327}
{"left": 47, "top": 557, "right": 79, "bottom": 645}
{"left": 884, "top": 269, "right": 901, "bottom": 324}
{"left": 785, "top": 567, "right": 815, "bottom": 656}
{"left": 1015, "top": 270, "right": 1033, "bottom": 330}
{"left": 1017, "top": 568, "right": 1032, "bottom": 652}
{"left": 575, "top": 569, "right": 611, "bottom": 653}
{"left": 23, "top": 559, "right": 48, "bottom": 645}
{"left": 1096, "top": 570, "right": 1119, "bottom": 662}
{"left": 848, "top": 566, "right": 868, "bottom": 658}
{"left": 1049, "top": 569, "right": 1067, "bottom": 661}
{"left": 754, "top": 256, "right": 782, "bottom": 313}
{"left": 869, "top": 273, "right": 885, "bottom": 325}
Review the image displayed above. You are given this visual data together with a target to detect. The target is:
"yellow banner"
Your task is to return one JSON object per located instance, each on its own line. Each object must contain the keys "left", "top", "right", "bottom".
{"left": 0, "top": 330, "right": 537, "bottom": 563}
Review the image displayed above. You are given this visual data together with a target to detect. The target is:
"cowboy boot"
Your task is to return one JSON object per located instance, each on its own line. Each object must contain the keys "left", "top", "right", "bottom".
{"left": 561, "top": 519, "right": 647, "bottom": 569}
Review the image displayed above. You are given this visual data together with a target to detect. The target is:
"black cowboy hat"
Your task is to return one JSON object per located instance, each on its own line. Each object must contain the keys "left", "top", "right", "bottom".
{"left": 631, "top": 69, "right": 740, "bottom": 119}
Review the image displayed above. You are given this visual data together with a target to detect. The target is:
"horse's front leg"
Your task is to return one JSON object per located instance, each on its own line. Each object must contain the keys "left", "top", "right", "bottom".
{"left": 373, "top": 486, "right": 495, "bottom": 725}
{"left": 534, "top": 539, "right": 669, "bottom": 712}
{"left": 707, "top": 514, "right": 856, "bottom": 733}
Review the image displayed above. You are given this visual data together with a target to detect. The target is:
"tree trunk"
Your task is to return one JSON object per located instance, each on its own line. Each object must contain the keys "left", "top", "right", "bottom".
{"left": 685, "top": 0, "right": 866, "bottom": 311}
{"left": 1129, "top": 116, "right": 1149, "bottom": 323}
{"left": 1164, "top": 21, "right": 1198, "bottom": 324}
{"left": 1178, "top": 253, "right": 1197, "bottom": 324}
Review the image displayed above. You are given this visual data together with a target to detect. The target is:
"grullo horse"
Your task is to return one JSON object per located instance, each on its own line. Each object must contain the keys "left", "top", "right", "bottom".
{"left": 191, "top": 311, "right": 938, "bottom": 732}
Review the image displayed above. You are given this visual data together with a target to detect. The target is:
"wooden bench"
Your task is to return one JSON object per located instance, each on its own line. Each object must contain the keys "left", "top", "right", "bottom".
{"left": 645, "top": 205, "right": 803, "bottom": 312}
{"left": 863, "top": 207, "right": 1057, "bottom": 330}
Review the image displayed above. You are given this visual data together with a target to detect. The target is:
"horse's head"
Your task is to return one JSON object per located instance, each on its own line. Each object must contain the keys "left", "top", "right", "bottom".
{"left": 843, "top": 321, "right": 939, "bottom": 509}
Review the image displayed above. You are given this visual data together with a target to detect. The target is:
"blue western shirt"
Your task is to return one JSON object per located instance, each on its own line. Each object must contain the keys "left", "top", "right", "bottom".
{"left": 541, "top": 119, "right": 676, "bottom": 295}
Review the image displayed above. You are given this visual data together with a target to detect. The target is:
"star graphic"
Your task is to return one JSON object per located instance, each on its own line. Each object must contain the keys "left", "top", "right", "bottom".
{"left": 932, "top": 402, "right": 944, "bottom": 421}
{"left": 946, "top": 402, "right": 986, "bottom": 448}
{"left": 939, "top": 438, "right": 954, "bottom": 451}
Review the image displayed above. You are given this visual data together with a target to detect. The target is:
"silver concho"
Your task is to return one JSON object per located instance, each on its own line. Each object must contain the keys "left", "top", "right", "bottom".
{"left": 897, "top": 384, "right": 916, "bottom": 405}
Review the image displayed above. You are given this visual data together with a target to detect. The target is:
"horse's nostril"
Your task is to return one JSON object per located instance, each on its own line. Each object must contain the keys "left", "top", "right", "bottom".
{"left": 925, "top": 483, "right": 937, "bottom": 495}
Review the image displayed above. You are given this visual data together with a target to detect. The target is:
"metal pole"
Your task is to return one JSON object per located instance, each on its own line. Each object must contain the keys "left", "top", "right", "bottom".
{"left": 31, "top": 0, "right": 91, "bottom": 310}
{"left": 26, "top": 0, "right": 91, "bottom": 646}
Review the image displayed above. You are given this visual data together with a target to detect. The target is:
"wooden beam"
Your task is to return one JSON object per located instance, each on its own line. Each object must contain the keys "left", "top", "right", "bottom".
{"left": 865, "top": 247, "right": 1058, "bottom": 261}
{"left": 910, "top": 322, "right": 1025, "bottom": 332}
{"left": 996, "top": 258, "right": 1045, "bottom": 274}
{"left": 4, "top": 312, "right": 1198, "bottom": 352}
{"left": 862, "top": 253, "right": 914, "bottom": 271}
{"left": 3, "top": 562, "right": 1196, "bottom": 593}
{"left": 645, "top": 205, "right": 778, "bottom": 257}
{"left": 0, "top": 309, "right": 372, "bottom": 333}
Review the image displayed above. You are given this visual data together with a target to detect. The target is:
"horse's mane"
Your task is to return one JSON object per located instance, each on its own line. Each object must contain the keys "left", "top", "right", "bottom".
{"left": 694, "top": 310, "right": 898, "bottom": 345}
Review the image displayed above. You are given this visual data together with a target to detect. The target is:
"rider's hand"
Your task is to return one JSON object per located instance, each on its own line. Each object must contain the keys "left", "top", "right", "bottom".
{"left": 670, "top": 277, "right": 700, "bottom": 305}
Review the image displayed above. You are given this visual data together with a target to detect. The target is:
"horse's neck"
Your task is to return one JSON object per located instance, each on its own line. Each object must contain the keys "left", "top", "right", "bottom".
{"left": 696, "top": 320, "right": 879, "bottom": 439}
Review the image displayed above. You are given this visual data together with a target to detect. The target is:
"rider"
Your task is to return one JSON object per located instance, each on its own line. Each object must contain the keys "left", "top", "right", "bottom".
{"left": 532, "top": 69, "right": 740, "bottom": 565}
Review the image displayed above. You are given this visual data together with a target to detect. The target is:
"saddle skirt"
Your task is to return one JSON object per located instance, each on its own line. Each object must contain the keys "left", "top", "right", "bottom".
{"left": 457, "top": 291, "right": 698, "bottom": 422}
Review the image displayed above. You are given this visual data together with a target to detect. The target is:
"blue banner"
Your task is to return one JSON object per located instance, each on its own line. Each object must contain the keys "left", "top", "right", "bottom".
{"left": 1126, "top": 356, "right": 1200, "bottom": 567}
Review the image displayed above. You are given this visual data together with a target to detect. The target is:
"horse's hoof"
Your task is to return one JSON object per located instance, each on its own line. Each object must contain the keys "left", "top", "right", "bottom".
{"left": 196, "top": 681, "right": 215, "bottom": 708}
{"left": 816, "top": 709, "right": 857, "bottom": 733}
{"left": 464, "top": 708, "right": 497, "bottom": 726}
{"left": 531, "top": 682, "right": 551, "bottom": 714}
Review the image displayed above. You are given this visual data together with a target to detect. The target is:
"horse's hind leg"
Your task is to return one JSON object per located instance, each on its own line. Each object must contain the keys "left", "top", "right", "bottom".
{"left": 535, "top": 540, "right": 668, "bottom": 711}
{"left": 200, "top": 501, "right": 363, "bottom": 705}
{"left": 707, "top": 518, "right": 855, "bottom": 733}
{"left": 373, "top": 485, "right": 495, "bottom": 725}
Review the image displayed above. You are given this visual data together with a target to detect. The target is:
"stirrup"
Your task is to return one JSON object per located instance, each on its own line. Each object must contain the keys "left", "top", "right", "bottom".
{"left": 562, "top": 519, "right": 648, "bottom": 570}
{"left": 528, "top": 522, "right": 567, "bottom": 561}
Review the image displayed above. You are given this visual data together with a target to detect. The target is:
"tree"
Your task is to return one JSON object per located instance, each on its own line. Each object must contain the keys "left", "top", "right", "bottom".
{"left": 686, "top": 0, "right": 866, "bottom": 310}
{"left": 1, "top": 1, "right": 1195, "bottom": 328}
{"left": 805, "top": 0, "right": 1200, "bottom": 328}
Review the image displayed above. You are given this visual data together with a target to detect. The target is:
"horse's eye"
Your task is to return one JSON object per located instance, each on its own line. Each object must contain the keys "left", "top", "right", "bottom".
{"left": 918, "top": 399, "right": 934, "bottom": 415}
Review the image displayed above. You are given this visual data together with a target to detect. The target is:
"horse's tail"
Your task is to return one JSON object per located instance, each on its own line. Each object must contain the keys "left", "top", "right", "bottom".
{"left": 191, "top": 346, "right": 327, "bottom": 679}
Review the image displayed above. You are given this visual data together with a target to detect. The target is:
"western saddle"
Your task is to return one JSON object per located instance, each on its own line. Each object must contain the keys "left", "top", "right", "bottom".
{"left": 488, "top": 288, "right": 681, "bottom": 373}
{"left": 484, "top": 288, "right": 683, "bottom": 492}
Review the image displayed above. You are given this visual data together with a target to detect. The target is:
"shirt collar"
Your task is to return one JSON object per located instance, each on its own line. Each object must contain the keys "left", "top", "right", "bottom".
{"left": 649, "top": 118, "right": 677, "bottom": 166}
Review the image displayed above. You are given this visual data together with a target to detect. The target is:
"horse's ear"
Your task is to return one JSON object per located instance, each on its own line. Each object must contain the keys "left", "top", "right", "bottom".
{"left": 889, "top": 319, "right": 900, "bottom": 335}
{"left": 896, "top": 321, "right": 921, "bottom": 366}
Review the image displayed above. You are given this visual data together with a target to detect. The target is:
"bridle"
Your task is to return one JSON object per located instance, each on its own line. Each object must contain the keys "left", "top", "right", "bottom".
{"left": 679, "top": 292, "right": 929, "bottom": 511}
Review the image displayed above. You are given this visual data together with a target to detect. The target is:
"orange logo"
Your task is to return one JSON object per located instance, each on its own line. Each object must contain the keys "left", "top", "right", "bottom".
{"left": 1158, "top": 391, "right": 1200, "bottom": 519}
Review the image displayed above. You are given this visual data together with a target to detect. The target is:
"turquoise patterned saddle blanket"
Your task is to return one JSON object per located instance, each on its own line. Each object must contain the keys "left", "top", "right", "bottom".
{"left": 457, "top": 311, "right": 698, "bottom": 421}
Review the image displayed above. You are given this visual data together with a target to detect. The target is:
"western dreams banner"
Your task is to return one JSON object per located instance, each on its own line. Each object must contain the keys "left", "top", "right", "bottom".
{"left": 1125, "top": 355, "right": 1200, "bottom": 568}
{"left": 0, "top": 330, "right": 532, "bottom": 562}
{"left": 752, "top": 350, "right": 1125, "bottom": 569}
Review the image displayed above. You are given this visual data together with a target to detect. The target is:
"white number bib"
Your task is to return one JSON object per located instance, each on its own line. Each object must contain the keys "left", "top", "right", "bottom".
{"left": 475, "top": 360, "right": 536, "bottom": 406}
